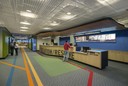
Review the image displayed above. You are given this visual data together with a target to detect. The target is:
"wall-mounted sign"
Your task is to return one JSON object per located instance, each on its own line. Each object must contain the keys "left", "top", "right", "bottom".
{"left": 75, "top": 33, "right": 116, "bottom": 42}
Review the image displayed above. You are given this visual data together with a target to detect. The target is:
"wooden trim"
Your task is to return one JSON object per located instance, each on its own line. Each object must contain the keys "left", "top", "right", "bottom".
{"left": 36, "top": 18, "right": 124, "bottom": 37}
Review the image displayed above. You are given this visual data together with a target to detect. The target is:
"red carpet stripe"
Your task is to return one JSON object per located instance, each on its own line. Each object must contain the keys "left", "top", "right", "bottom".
{"left": 68, "top": 62, "right": 93, "bottom": 86}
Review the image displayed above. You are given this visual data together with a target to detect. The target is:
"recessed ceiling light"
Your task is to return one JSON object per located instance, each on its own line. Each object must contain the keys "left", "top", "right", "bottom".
{"left": 97, "top": 0, "right": 119, "bottom": 6}
{"left": 20, "top": 29, "right": 28, "bottom": 32}
{"left": 20, "top": 21, "right": 31, "bottom": 25}
{"left": 50, "top": 21, "right": 59, "bottom": 26}
{"left": 43, "top": 27, "right": 51, "bottom": 30}
{"left": 20, "top": 11, "right": 37, "bottom": 18}
{"left": 20, "top": 27, "right": 29, "bottom": 29}
{"left": 39, "top": 0, "right": 45, "bottom": 1}
{"left": 67, "top": 12, "right": 71, "bottom": 15}
{"left": 97, "top": 0, "right": 107, "bottom": 5}
{"left": 26, "top": 10, "right": 32, "bottom": 12}
{"left": 59, "top": 15, "right": 76, "bottom": 20}
{"left": 42, "top": 37, "right": 51, "bottom": 39}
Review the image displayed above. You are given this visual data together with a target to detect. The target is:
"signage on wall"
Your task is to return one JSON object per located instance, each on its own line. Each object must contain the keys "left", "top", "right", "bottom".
{"left": 41, "top": 48, "right": 74, "bottom": 58}
{"left": 75, "top": 33, "right": 116, "bottom": 42}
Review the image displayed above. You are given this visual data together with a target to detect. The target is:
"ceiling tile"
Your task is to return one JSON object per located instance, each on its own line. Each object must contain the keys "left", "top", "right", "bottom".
{"left": 0, "top": 0, "right": 127, "bottom": 35}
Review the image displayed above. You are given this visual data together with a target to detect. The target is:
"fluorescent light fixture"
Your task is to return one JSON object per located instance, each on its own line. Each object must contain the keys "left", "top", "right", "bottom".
{"left": 20, "top": 29, "right": 28, "bottom": 32}
{"left": 20, "top": 27, "right": 29, "bottom": 29}
{"left": 20, "top": 21, "right": 31, "bottom": 25}
{"left": 26, "top": 10, "right": 32, "bottom": 12}
{"left": 97, "top": 0, "right": 107, "bottom": 5}
{"left": 85, "top": 31, "right": 101, "bottom": 35}
{"left": 20, "top": 11, "right": 37, "bottom": 18}
{"left": 67, "top": 12, "right": 71, "bottom": 15}
{"left": 43, "top": 27, "right": 51, "bottom": 30}
{"left": 42, "top": 37, "right": 51, "bottom": 39}
{"left": 39, "top": 0, "right": 45, "bottom": 1}
{"left": 59, "top": 15, "right": 76, "bottom": 20}
{"left": 50, "top": 21, "right": 59, "bottom": 26}
{"left": 15, "top": 37, "right": 28, "bottom": 39}
{"left": 97, "top": 0, "right": 119, "bottom": 5}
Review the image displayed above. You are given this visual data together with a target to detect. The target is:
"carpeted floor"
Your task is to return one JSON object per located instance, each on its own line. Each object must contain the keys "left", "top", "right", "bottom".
{"left": 0, "top": 48, "right": 128, "bottom": 86}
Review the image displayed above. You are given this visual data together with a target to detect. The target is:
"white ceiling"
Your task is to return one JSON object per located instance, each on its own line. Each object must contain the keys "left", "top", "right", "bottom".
{"left": 0, "top": 0, "right": 128, "bottom": 35}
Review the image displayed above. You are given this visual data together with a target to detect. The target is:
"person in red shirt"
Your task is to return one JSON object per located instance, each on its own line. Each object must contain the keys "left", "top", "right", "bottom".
{"left": 63, "top": 41, "right": 70, "bottom": 61}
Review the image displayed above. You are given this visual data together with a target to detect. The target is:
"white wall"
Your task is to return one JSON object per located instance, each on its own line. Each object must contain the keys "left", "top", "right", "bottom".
{"left": 70, "top": 35, "right": 75, "bottom": 45}
{"left": 37, "top": 38, "right": 52, "bottom": 50}
{"left": 0, "top": 29, "right": 2, "bottom": 58}
{"left": 37, "top": 38, "right": 42, "bottom": 50}
{"left": 37, "top": 35, "right": 75, "bottom": 50}
{"left": 54, "top": 35, "right": 75, "bottom": 46}
{"left": 54, "top": 36, "right": 60, "bottom": 45}
{"left": 42, "top": 38, "right": 51, "bottom": 45}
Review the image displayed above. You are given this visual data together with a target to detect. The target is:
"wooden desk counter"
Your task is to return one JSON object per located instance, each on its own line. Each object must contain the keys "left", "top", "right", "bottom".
{"left": 39, "top": 45, "right": 75, "bottom": 56}
{"left": 72, "top": 50, "right": 108, "bottom": 69}
{"left": 39, "top": 45, "right": 108, "bottom": 69}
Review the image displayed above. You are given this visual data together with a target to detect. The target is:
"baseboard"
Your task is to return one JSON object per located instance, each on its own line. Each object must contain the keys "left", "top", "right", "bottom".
{"left": 0, "top": 54, "right": 8, "bottom": 59}
{"left": 109, "top": 59, "right": 128, "bottom": 64}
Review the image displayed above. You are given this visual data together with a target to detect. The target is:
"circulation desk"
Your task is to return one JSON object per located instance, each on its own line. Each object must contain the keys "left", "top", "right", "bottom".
{"left": 39, "top": 45, "right": 108, "bottom": 69}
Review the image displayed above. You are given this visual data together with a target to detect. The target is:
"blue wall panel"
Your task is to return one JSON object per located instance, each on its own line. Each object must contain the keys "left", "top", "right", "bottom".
{"left": 76, "top": 30, "right": 128, "bottom": 51}
{"left": 32, "top": 38, "right": 37, "bottom": 51}
{"left": 59, "top": 37, "right": 70, "bottom": 45}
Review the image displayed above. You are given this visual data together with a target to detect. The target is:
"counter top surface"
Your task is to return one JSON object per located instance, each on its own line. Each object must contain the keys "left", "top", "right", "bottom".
{"left": 40, "top": 45, "right": 107, "bottom": 52}
{"left": 75, "top": 51, "right": 89, "bottom": 55}
{"left": 88, "top": 50, "right": 107, "bottom": 52}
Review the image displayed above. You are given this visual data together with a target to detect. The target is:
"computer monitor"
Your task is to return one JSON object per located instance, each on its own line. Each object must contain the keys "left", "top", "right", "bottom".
{"left": 82, "top": 47, "right": 90, "bottom": 52}
{"left": 46, "top": 43, "right": 48, "bottom": 45}
{"left": 76, "top": 47, "right": 81, "bottom": 51}
{"left": 54, "top": 43, "right": 58, "bottom": 45}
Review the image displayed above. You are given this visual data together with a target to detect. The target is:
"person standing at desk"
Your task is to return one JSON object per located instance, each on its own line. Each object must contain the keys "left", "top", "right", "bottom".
{"left": 14, "top": 42, "right": 19, "bottom": 56}
{"left": 10, "top": 41, "right": 14, "bottom": 56}
{"left": 63, "top": 41, "right": 71, "bottom": 61}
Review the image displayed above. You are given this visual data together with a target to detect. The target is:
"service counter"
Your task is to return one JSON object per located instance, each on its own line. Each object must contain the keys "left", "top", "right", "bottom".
{"left": 108, "top": 50, "right": 128, "bottom": 63}
{"left": 39, "top": 45, "right": 75, "bottom": 56}
{"left": 39, "top": 45, "right": 108, "bottom": 69}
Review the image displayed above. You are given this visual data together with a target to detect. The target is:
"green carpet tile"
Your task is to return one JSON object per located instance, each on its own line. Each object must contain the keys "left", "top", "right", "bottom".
{"left": 32, "top": 55, "right": 79, "bottom": 76}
